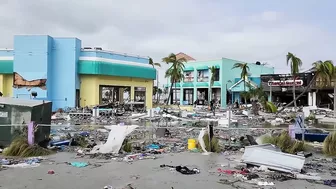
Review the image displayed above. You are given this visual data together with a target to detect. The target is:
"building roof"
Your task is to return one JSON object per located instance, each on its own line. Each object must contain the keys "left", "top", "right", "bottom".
{"left": 176, "top": 52, "right": 196, "bottom": 62}
{"left": 0, "top": 97, "right": 51, "bottom": 107}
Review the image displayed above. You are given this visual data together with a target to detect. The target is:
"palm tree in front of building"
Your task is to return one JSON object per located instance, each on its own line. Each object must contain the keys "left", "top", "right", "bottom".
{"left": 149, "top": 58, "right": 161, "bottom": 103}
{"left": 163, "top": 53, "right": 187, "bottom": 105}
{"left": 232, "top": 63, "right": 250, "bottom": 106}
{"left": 286, "top": 52, "right": 302, "bottom": 109}
{"left": 278, "top": 60, "right": 335, "bottom": 113}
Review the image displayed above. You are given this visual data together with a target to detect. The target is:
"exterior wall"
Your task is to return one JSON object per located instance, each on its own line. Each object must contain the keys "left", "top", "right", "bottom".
{"left": 167, "top": 57, "right": 274, "bottom": 107}
{"left": 0, "top": 35, "right": 156, "bottom": 111}
{"left": 50, "top": 38, "right": 81, "bottom": 109}
{"left": 80, "top": 75, "right": 153, "bottom": 108}
{"left": 177, "top": 59, "right": 223, "bottom": 105}
{"left": 221, "top": 58, "right": 274, "bottom": 107}
{"left": 0, "top": 74, "right": 13, "bottom": 97}
{"left": 13, "top": 35, "right": 52, "bottom": 99}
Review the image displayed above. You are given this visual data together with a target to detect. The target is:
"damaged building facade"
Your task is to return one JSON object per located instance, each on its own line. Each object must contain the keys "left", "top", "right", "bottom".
{"left": 0, "top": 35, "right": 156, "bottom": 111}
{"left": 261, "top": 72, "right": 335, "bottom": 108}
{"left": 165, "top": 54, "right": 274, "bottom": 107}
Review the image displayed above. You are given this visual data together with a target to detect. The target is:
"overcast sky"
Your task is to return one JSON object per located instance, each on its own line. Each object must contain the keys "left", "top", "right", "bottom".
{"left": 0, "top": 0, "right": 335, "bottom": 86}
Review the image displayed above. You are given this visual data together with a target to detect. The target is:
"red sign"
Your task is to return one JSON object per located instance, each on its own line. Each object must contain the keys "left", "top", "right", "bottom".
{"left": 268, "top": 80, "right": 303, "bottom": 87}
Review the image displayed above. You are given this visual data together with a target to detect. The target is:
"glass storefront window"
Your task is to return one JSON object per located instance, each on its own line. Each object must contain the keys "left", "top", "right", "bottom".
{"left": 134, "top": 87, "right": 146, "bottom": 103}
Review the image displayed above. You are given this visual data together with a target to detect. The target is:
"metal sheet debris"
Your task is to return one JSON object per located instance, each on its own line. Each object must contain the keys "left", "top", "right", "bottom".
{"left": 241, "top": 146, "right": 305, "bottom": 173}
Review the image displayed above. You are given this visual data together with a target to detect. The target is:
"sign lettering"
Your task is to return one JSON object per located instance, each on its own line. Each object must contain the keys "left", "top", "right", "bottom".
{"left": 268, "top": 80, "right": 303, "bottom": 87}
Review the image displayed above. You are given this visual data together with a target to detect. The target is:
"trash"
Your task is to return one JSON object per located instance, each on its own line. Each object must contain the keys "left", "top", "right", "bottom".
{"left": 103, "top": 185, "right": 113, "bottom": 189}
{"left": 47, "top": 170, "right": 55, "bottom": 174}
{"left": 324, "top": 179, "right": 336, "bottom": 187}
{"left": 197, "top": 128, "right": 210, "bottom": 155}
{"left": 70, "top": 162, "right": 88, "bottom": 168}
{"left": 217, "top": 168, "right": 248, "bottom": 175}
{"left": 242, "top": 145, "right": 305, "bottom": 173}
{"left": 90, "top": 125, "right": 138, "bottom": 154}
{"left": 146, "top": 144, "right": 160, "bottom": 150}
{"left": 258, "top": 181, "right": 275, "bottom": 186}
{"left": 160, "top": 164, "right": 200, "bottom": 175}
{"left": 295, "top": 173, "right": 321, "bottom": 181}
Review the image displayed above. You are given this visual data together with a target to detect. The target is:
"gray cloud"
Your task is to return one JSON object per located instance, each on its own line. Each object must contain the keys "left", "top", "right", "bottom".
{"left": 0, "top": 0, "right": 335, "bottom": 84}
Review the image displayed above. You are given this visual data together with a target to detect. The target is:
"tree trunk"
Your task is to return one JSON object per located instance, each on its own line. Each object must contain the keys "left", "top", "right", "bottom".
{"left": 293, "top": 76, "right": 297, "bottom": 109}
{"left": 166, "top": 81, "right": 174, "bottom": 105}
{"left": 174, "top": 82, "right": 177, "bottom": 105}
{"left": 244, "top": 78, "right": 247, "bottom": 106}
{"left": 277, "top": 75, "right": 317, "bottom": 114}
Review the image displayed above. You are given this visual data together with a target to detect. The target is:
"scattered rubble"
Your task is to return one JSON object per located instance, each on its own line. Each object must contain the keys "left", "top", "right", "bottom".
{"left": 1, "top": 104, "right": 336, "bottom": 188}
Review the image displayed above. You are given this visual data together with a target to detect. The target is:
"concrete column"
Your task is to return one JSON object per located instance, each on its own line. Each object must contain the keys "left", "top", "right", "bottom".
{"left": 119, "top": 88, "right": 124, "bottom": 103}
{"left": 221, "top": 87, "right": 226, "bottom": 108}
{"left": 180, "top": 88, "right": 183, "bottom": 105}
{"left": 193, "top": 87, "right": 197, "bottom": 102}
{"left": 130, "top": 86, "right": 135, "bottom": 101}
{"left": 308, "top": 92, "right": 312, "bottom": 106}
{"left": 312, "top": 92, "right": 317, "bottom": 107}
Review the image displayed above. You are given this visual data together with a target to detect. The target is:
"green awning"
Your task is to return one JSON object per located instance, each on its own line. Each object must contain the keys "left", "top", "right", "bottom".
{"left": 196, "top": 66, "right": 209, "bottom": 70}
{"left": 212, "top": 81, "right": 221, "bottom": 87}
{"left": 196, "top": 82, "right": 209, "bottom": 87}
{"left": 214, "top": 65, "right": 220, "bottom": 69}
{"left": 182, "top": 83, "right": 194, "bottom": 87}
{"left": 184, "top": 67, "right": 194, "bottom": 71}
{"left": 172, "top": 83, "right": 181, "bottom": 88}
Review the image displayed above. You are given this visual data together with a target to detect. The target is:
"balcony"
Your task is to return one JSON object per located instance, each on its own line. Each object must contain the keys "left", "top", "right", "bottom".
{"left": 197, "top": 76, "right": 209, "bottom": 82}
{"left": 184, "top": 76, "right": 194, "bottom": 82}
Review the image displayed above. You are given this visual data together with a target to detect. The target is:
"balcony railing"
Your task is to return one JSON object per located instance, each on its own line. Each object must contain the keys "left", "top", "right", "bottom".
{"left": 197, "top": 76, "right": 209, "bottom": 82}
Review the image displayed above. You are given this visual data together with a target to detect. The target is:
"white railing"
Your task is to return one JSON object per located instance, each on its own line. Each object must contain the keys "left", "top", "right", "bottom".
{"left": 81, "top": 49, "right": 149, "bottom": 59}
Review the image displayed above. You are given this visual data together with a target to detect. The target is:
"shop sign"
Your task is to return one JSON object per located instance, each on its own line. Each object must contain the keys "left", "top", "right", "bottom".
{"left": 268, "top": 80, "right": 303, "bottom": 87}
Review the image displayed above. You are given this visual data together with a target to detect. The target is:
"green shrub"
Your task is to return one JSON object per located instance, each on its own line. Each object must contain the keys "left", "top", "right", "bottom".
{"left": 202, "top": 133, "right": 221, "bottom": 153}
{"left": 3, "top": 137, "right": 54, "bottom": 157}
{"left": 323, "top": 132, "right": 336, "bottom": 156}
{"left": 261, "top": 131, "right": 307, "bottom": 154}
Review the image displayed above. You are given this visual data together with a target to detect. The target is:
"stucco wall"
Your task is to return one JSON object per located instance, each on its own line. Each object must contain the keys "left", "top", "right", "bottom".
{"left": 50, "top": 38, "right": 81, "bottom": 109}
{"left": 13, "top": 35, "right": 52, "bottom": 99}
{"left": 0, "top": 74, "right": 13, "bottom": 97}
{"left": 80, "top": 75, "right": 153, "bottom": 108}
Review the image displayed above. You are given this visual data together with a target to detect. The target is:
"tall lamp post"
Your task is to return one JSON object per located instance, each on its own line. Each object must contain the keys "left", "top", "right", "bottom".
{"left": 269, "top": 78, "right": 274, "bottom": 102}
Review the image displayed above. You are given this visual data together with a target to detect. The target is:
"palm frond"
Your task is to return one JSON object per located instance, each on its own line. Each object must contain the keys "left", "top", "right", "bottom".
{"left": 287, "top": 52, "right": 302, "bottom": 75}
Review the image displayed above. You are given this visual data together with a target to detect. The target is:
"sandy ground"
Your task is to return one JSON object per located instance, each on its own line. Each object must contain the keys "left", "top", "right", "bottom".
{"left": 0, "top": 152, "right": 332, "bottom": 189}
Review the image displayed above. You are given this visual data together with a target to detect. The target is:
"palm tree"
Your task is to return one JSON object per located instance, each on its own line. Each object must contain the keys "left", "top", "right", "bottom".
{"left": 232, "top": 63, "right": 250, "bottom": 106}
{"left": 163, "top": 53, "right": 187, "bottom": 105}
{"left": 247, "top": 86, "right": 277, "bottom": 114}
{"left": 286, "top": 52, "right": 302, "bottom": 109}
{"left": 149, "top": 58, "right": 161, "bottom": 102}
{"left": 209, "top": 66, "right": 217, "bottom": 115}
{"left": 278, "top": 60, "right": 335, "bottom": 113}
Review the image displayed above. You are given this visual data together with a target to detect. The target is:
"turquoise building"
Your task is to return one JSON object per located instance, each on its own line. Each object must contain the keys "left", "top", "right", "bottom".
{"left": 165, "top": 57, "right": 274, "bottom": 107}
